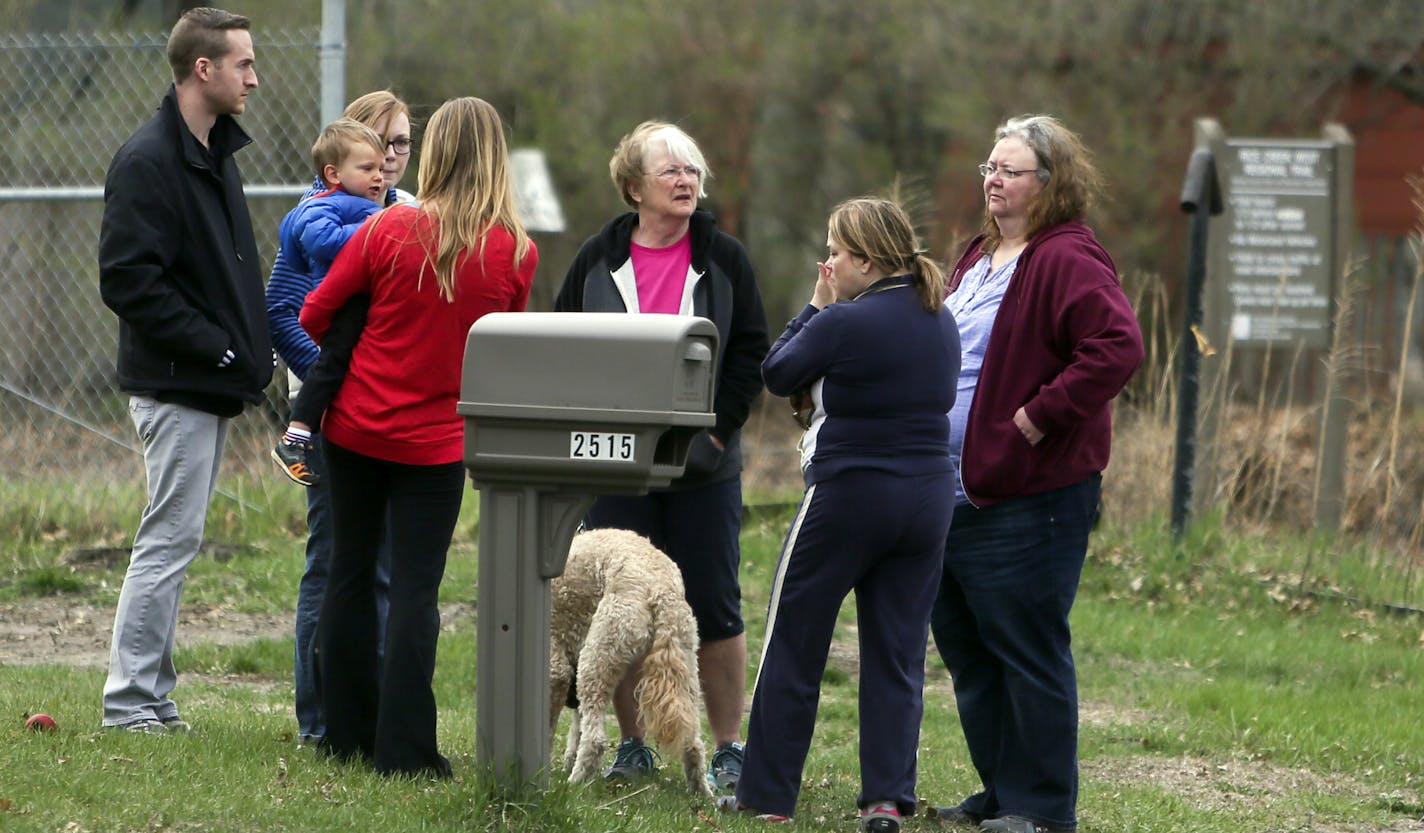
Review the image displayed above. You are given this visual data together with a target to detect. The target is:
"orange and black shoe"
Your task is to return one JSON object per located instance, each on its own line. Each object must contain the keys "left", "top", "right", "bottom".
{"left": 272, "top": 439, "right": 320, "bottom": 487}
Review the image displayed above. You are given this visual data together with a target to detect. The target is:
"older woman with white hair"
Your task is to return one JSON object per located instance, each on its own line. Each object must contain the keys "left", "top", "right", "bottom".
{"left": 555, "top": 120, "right": 769, "bottom": 792}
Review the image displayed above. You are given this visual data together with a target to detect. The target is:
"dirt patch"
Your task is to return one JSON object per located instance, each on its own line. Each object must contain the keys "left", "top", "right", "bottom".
{"left": 1084, "top": 755, "right": 1424, "bottom": 829}
{"left": 0, "top": 597, "right": 291, "bottom": 668}
{"left": 0, "top": 597, "right": 474, "bottom": 668}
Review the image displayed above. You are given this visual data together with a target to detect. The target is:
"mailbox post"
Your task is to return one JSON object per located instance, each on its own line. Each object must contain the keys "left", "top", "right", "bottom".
{"left": 457, "top": 312, "right": 718, "bottom": 786}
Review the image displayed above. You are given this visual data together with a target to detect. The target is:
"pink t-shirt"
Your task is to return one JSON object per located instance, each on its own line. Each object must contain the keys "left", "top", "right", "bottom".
{"left": 630, "top": 235, "right": 691, "bottom": 314}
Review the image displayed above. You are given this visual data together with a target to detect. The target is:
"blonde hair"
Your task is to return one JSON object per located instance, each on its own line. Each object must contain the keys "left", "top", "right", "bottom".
{"left": 828, "top": 197, "right": 945, "bottom": 313}
{"left": 343, "top": 89, "right": 415, "bottom": 142}
{"left": 411, "top": 97, "right": 530, "bottom": 301}
{"left": 310, "top": 118, "right": 385, "bottom": 182}
{"left": 608, "top": 121, "right": 712, "bottom": 208}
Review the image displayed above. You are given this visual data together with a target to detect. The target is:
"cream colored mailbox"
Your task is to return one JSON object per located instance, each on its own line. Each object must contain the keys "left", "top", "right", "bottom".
{"left": 459, "top": 312, "right": 717, "bottom": 491}
{"left": 457, "top": 312, "right": 718, "bottom": 786}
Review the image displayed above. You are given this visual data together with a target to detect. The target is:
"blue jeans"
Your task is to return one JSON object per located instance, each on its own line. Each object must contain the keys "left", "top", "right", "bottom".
{"left": 103, "top": 396, "right": 228, "bottom": 726}
{"left": 929, "top": 475, "right": 1100, "bottom": 830}
{"left": 293, "top": 436, "right": 392, "bottom": 740}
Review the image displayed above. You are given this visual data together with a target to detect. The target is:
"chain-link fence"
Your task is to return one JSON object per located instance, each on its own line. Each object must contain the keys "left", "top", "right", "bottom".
{"left": 1, "top": 29, "right": 324, "bottom": 509}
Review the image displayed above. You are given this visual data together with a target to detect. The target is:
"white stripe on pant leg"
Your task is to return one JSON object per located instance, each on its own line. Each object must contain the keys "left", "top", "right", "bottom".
{"left": 752, "top": 483, "right": 816, "bottom": 694}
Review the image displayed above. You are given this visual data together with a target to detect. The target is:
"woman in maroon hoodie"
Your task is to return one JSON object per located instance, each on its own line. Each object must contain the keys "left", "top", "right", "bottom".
{"left": 926, "top": 115, "right": 1143, "bottom": 833}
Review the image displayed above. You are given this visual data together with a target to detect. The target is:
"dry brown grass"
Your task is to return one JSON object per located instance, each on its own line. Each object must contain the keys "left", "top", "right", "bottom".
{"left": 1106, "top": 395, "right": 1424, "bottom": 543}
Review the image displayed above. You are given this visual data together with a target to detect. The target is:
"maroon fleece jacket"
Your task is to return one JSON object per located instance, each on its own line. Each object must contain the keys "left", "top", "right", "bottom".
{"left": 949, "top": 220, "right": 1144, "bottom": 506}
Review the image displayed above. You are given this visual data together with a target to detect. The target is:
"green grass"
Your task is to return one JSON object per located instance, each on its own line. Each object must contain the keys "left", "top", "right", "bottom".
{"left": 4, "top": 480, "right": 1424, "bottom": 832}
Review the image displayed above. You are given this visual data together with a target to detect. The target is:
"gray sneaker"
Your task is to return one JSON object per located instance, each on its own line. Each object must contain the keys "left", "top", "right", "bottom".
{"left": 709, "top": 741, "right": 744, "bottom": 792}
{"left": 117, "top": 718, "right": 168, "bottom": 734}
{"left": 603, "top": 737, "right": 657, "bottom": 783}
{"left": 160, "top": 717, "right": 192, "bottom": 733}
{"left": 979, "top": 816, "right": 1075, "bottom": 833}
{"left": 928, "top": 805, "right": 984, "bottom": 827}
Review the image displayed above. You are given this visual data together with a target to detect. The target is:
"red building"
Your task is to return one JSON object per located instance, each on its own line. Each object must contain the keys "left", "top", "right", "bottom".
{"left": 1334, "top": 73, "right": 1424, "bottom": 238}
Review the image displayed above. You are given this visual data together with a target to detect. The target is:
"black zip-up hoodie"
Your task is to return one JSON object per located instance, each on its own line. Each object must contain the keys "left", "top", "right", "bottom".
{"left": 99, "top": 85, "right": 272, "bottom": 417}
{"left": 554, "top": 209, "right": 769, "bottom": 489}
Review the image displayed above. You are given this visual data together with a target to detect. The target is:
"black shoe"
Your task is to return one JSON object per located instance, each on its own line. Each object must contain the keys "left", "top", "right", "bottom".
{"left": 377, "top": 754, "right": 452, "bottom": 781}
{"left": 603, "top": 736, "right": 657, "bottom": 783}
{"left": 980, "top": 816, "right": 1075, "bottom": 833}
{"left": 929, "top": 805, "right": 984, "bottom": 827}
{"left": 272, "top": 439, "right": 320, "bottom": 486}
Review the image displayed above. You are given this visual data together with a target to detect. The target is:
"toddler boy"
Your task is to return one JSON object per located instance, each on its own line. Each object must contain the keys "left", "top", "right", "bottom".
{"left": 267, "top": 119, "right": 387, "bottom": 485}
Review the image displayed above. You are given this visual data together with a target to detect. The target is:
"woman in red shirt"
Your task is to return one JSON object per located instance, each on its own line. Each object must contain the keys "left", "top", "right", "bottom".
{"left": 300, "top": 96, "right": 537, "bottom": 778}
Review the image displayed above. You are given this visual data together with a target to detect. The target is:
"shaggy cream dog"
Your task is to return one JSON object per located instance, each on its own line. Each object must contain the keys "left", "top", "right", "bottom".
{"left": 549, "top": 528, "right": 711, "bottom": 795}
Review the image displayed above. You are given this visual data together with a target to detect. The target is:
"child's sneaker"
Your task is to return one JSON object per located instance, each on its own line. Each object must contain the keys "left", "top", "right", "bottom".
{"left": 272, "top": 439, "right": 320, "bottom": 486}
{"left": 861, "top": 801, "right": 901, "bottom": 833}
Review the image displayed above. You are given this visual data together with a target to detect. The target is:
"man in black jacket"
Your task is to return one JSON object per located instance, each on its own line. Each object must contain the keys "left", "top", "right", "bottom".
{"left": 97, "top": 7, "right": 270, "bottom": 733}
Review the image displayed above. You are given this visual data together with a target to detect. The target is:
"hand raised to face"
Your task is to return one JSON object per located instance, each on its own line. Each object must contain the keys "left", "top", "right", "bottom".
{"left": 811, "top": 260, "right": 836, "bottom": 309}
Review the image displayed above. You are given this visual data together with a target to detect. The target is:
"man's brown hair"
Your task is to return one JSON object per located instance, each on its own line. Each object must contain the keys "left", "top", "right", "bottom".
{"left": 166, "top": 7, "right": 251, "bottom": 83}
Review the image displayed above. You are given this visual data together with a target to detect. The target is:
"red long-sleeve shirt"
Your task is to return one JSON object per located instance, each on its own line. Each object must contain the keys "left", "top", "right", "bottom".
{"left": 301, "top": 205, "right": 536, "bottom": 465}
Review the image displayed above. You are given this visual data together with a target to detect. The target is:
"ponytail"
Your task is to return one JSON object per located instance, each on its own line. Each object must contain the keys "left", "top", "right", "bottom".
{"left": 912, "top": 253, "right": 946, "bottom": 312}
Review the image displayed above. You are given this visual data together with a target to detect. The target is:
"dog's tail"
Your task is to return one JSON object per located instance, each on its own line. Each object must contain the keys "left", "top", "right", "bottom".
{"left": 634, "top": 599, "right": 702, "bottom": 753}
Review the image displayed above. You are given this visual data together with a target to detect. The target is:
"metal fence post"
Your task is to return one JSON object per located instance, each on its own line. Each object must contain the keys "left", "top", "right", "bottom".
{"left": 1172, "top": 146, "right": 1223, "bottom": 537}
{"left": 320, "top": 0, "right": 346, "bottom": 126}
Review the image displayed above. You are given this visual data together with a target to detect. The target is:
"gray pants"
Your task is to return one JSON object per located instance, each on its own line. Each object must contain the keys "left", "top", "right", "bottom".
{"left": 102, "top": 396, "right": 228, "bottom": 727}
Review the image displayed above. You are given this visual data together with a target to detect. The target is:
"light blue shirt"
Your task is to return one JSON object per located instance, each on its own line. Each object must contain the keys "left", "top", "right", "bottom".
{"left": 947, "top": 253, "right": 1019, "bottom": 505}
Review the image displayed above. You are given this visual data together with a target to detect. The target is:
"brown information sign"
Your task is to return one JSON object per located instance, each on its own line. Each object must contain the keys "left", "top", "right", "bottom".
{"left": 1215, "top": 139, "right": 1338, "bottom": 348}
{"left": 1194, "top": 119, "right": 1355, "bottom": 532}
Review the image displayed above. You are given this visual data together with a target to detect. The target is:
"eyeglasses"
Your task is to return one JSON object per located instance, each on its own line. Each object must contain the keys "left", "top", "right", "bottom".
{"left": 385, "top": 137, "right": 413, "bottom": 156}
{"left": 978, "top": 162, "right": 1039, "bottom": 180}
{"left": 649, "top": 164, "right": 701, "bottom": 181}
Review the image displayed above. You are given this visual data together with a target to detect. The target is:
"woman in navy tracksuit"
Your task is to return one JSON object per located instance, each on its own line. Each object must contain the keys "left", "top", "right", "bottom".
{"left": 730, "top": 198, "right": 960, "bottom": 833}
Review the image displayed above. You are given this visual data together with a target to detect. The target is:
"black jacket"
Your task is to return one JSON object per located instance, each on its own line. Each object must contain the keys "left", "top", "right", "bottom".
{"left": 99, "top": 86, "right": 272, "bottom": 416}
{"left": 555, "top": 209, "right": 769, "bottom": 488}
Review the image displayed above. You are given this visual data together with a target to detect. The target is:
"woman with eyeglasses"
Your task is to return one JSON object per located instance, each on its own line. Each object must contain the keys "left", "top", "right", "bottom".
{"left": 266, "top": 90, "right": 416, "bottom": 749}
{"left": 925, "top": 115, "right": 1143, "bottom": 833}
{"left": 554, "top": 120, "right": 769, "bottom": 791}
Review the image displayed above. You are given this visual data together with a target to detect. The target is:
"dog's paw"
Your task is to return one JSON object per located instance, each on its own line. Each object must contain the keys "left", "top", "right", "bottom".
{"left": 689, "top": 772, "right": 714, "bottom": 796}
